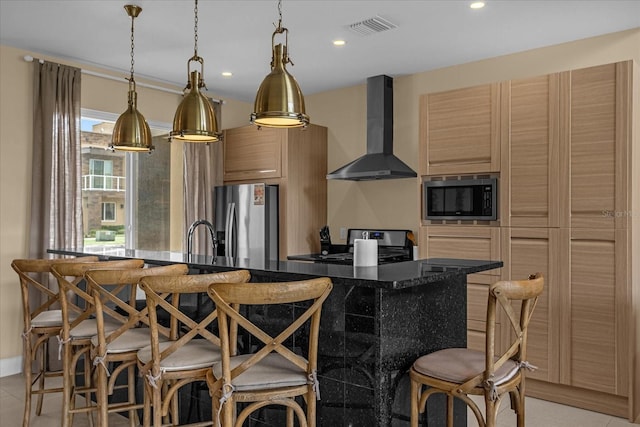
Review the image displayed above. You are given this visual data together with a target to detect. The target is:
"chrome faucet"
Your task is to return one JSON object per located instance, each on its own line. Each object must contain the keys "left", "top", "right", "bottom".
{"left": 187, "top": 219, "right": 217, "bottom": 259}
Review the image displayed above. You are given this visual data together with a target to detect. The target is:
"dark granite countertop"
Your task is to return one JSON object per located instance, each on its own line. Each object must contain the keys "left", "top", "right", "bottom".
{"left": 48, "top": 248, "right": 502, "bottom": 290}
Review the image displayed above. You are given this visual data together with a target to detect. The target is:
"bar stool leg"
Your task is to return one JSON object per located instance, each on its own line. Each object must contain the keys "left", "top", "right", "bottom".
{"left": 22, "top": 335, "right": 33, "bottom": 427}
{"left": 35, "top": 339, "right": 47, "bottom": 416}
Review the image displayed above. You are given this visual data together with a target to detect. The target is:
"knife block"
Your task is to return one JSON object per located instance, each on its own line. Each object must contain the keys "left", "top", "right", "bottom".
{"left": 321, "top": 242, "right": 331, "bottom": 255}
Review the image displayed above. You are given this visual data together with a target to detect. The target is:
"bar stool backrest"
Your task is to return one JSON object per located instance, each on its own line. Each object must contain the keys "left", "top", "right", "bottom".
{"left": 51, "top": 259, "right": 145, "bottom": 341}
{"left": 12, "top": 257, "right": 100, "bottom": 332}
{"left": 207, "top": 277, "right": 333, "bottom": 427}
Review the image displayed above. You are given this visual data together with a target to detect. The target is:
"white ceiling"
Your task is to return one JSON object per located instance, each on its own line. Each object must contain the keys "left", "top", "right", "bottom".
{"left": 1, "top": 1, "right": 639, "bottom": 103}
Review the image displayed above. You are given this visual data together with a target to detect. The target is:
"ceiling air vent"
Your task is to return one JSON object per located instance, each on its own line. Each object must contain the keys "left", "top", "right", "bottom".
{"left": 348, "top": 15, "right": 397, "bottom": 36}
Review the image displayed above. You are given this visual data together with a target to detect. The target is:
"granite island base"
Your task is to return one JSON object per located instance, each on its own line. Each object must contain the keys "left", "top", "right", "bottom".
{"left": 48, "top": 248, "right": 502, "bottom": 426}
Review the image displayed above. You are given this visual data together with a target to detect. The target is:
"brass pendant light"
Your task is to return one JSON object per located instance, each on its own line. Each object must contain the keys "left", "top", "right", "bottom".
{"left": 111, "top": 5, "right": 154, "bottom": 152}
{"left": 251, "top": 0, "right": 309, "bottom": 128}
{"left": 171, "top": 0, "right": 220, "bottom": 142}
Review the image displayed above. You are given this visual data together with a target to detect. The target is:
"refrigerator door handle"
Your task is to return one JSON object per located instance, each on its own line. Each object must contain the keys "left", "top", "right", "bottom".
{"left": 225, "top": 202, "right": 236, "bottom": 258}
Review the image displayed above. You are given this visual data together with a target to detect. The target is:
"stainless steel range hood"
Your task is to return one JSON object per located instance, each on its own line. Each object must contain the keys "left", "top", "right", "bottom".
{"left": 326, "top": 75, "right": 417, "bottom": 181}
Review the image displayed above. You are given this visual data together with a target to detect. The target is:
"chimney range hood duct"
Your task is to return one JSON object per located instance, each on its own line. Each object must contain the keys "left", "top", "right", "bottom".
{"left": 326, "top": 75, "right": 417, "bottom": 181}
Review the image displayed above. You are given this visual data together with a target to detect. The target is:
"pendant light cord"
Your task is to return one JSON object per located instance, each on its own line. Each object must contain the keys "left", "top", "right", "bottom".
{"left": 273, "top": 0, "right": 293, "bottom": 66}
{"left": 187, "top": 0, "right": 207, "bottom": 90}
{"left": 277, "top": 0, "right": 282, "bottom": 25}
{"left": 193, "top": 0, "right": 199, "bottom": 58}
{"left": 128, "top": 10, "right": 136, "bottom": 90}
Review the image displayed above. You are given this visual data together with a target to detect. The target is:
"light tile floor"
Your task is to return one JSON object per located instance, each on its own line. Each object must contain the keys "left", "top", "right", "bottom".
{"left": 1, "top": 373, "right": 637, "bottom": 426}
{"left": 0, "top": 373, "right": 130, "bottom": 427}
{"left": 465, "top": 394, "right": 637, "bottom": 427}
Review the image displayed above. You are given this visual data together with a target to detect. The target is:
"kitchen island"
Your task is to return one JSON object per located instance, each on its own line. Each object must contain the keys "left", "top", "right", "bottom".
{"left": 49, "top": 248, "right": 501, "bottom": 426}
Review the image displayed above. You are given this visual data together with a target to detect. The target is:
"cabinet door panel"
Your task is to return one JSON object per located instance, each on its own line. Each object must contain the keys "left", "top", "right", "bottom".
{"left": 568, "top": 229, "right": 625, "bottom": 396}
{"left": 504, "top": 75, "right": 560, "bottom": 228}
{"left": 421, "top": 226, "right": 500, "bottom": 262}
{"left": 467, "top": 283, "right": 489, "bottom": 324}
{"left": 467, "top": 282, "right": 503, "bottom": 355}
{"left": 504, "top": 228, "right": 557, "bottom": 383}
{"left": 570, "top": 64, "right": 616, "bottom": 229}
{"left": 468, "top": 322, "right": 502, "bottom": 355}
{"left": 467, "top": 328, "right": 486, "bottom": 353}
{"left": 223, "top": 126, "right": 282, "bottom": 181}
{"left": 420, "top": 84, "right": 500, "bottom": 175}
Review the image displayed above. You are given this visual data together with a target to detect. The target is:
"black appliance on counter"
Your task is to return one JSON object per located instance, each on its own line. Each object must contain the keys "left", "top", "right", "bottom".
{"left": 288, "top": 228, "right": 414, "bottom": 265}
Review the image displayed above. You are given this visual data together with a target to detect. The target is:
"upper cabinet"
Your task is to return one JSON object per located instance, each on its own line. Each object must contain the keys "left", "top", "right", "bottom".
{"left": 223, "top": 125, "right": 284, "bottom": 182}
{"left": 222, "top": 124, "right": 328, "bottom": 259}
{"left": 419, "top": 83, "right": 501, "bottom": 176}
{"left": 500, "top": 73, "right": 564, "bottom": 228}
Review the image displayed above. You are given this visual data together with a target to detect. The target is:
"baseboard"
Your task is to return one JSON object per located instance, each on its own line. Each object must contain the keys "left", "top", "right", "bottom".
{"left": 527, "top": 378, "right": 629, "bottom": 420}
{"left": 0, "top": 356, "right": 22, "bottom": 378}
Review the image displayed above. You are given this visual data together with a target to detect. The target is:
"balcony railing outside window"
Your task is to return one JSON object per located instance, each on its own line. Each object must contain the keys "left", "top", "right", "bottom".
{"left": 82, "top": 174, "right": 125, "bottom": 191}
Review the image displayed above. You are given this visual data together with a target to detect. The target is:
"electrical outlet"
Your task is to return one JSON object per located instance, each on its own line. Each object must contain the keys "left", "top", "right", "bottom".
{"left": 340, "top": 227, "right": 347, "bottom": 239}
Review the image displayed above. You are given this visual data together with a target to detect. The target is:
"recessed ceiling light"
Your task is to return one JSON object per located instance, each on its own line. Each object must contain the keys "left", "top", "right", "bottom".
{"left": 470, "top": 1, "right": 485, "bottom": 9}
{"left": 221, "top": 72, "right": 233, "bottom": 77}
{"left": 333, "top": 40, "right": 346, "bottom": 46}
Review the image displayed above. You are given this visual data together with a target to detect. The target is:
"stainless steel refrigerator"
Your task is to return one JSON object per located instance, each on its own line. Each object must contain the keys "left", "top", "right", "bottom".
{"left": 214, "top": 183, "right": 279, "bottom": 262}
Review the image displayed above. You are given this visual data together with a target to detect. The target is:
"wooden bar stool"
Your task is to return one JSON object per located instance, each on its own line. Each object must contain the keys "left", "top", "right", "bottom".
{"left": 51, "top": 258, "right": 145, "bottom": 427}
{"left": 206, "top": 277, "right": 333, "bottom": 427}
{"left": 11, "top": 256, "right": 99, "bottom": 427}
{"left": 86, "top": 263, "right": 189, "bottom": 427}
{"left": 409, "top": 273, "right": 544, "bottom": 427}
{"left": 137, "top": 270, "right": 251, "bottom": 427}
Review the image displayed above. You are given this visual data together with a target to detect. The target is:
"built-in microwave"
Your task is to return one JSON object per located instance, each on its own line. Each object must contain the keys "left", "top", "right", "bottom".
{"left": 423, "top": 177, "right": 498, "bottom": 221}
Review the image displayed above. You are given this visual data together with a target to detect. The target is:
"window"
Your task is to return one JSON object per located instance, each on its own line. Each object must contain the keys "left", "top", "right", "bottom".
{"left": 88, "top": 159, "right": 114, "bottom": 190}
{"left": 102, "top": 202, "right": 116, "bottom": 221}
{"left": 81, "top": 109, "right": 171, "bottom": 251}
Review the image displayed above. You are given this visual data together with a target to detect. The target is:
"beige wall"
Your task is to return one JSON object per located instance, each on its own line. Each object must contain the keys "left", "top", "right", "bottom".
{"left": 1, "top": 27, "right": 639, "bottom": 371}
{"left": 306, "top": 27, "right": 640, "bottom": 243}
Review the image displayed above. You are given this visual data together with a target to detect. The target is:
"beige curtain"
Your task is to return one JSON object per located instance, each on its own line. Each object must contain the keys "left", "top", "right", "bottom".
{"left": 182, "top": 100, "right": 223, "bottom": 256}
{"left": 29, "top": 60, "right": 83, "bottom": 259}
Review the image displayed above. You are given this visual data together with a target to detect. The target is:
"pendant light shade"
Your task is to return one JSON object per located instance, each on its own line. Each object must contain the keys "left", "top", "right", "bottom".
{"left": 251, "top": 0, "right": 309, "bottom": 128}
{"left": 112, "top": 88, "right": 153, "bottom": 151}
{"left": 171, "top": 70, "right": 219, "bottom": 142}
{"left": 171, "top": 0, "right": 220, "bottom": 142}
{"left": 111, "top": 5, "right": 154, "bottom": 152}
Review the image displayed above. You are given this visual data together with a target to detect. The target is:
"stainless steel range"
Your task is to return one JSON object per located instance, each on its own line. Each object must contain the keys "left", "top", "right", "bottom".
{"left": 288, "top": 229, "right": 414, "bottom": 265}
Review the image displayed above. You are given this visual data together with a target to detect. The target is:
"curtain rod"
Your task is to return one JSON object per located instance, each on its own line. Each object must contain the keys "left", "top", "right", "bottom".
{"left": 23, "top": 55, "right": 223, "bottom": 103}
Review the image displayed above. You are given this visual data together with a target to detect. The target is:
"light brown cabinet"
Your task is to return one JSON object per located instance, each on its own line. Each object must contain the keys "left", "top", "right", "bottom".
{"left": 420, "top": 225, "right": 502, "bottom": 353}
{"left": 502, "top": 226, "right": 630, "bottom": 415}
{"left": 562, "top": 228, "right": 629, "bottom": 397}
{"left": 500, "top": 73, "right": 563, "bottom": 228}
{"left": 419, "top": 60, "right": 638, "bottom": 421}
{"left": 501, "top": 227, "right": 559, "bottom": 384}
{"left": 222, "top": 124, "right": 328, "bottom": 259}
{"left": 565, "top": 63, "right": 630, "bottom": 230}
{"left": 419, "top": 83, "right": 501, "bottom": 176}
{"left": 223, "top": 125, "right": 283, "bottom": 181}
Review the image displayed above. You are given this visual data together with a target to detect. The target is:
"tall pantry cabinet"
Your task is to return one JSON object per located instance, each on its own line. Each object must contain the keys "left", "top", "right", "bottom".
{"left": 419, "top": 60, "right": 639, "bottom": 422}
{"left": 222, "top": 124, "right": 328, "bottom": 260}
